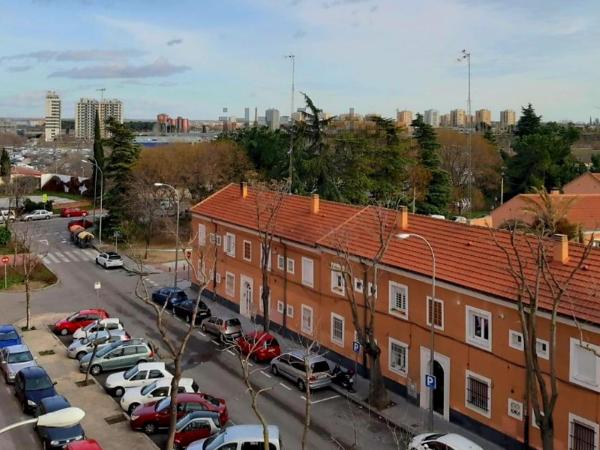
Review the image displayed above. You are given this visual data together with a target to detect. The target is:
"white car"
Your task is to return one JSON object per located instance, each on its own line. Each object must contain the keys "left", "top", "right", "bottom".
{"left": 120, "top": 377, "right": 198, "bottom": 414}
{"left": 409, "top": 433, "right": 484, "bottom": 450}
{"left": 0, "top": 210, "right": 16, "bottom": 223}
{"left": 21, "top": 209, "right": 52, "bottom": 221}
{"left": 73, "top": 318, "right": 123, "bottom": 340}
{"left": 104, "top": 362, "right": 172, "bottom": 397}
{"left": 95, "top": 252, "right": 124, "bottom": 269}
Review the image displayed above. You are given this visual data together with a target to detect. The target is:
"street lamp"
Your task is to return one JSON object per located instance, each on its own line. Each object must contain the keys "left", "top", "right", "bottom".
{"left": 0, "top": 406, "right": 85, "bottom": 435}
{"left": 396, "top": 232, "right": 437, "bottom": 432}
{"left": 82, "top": 159, "right": 103, "bottom": 245}
{"left": 285, "top": 54, "right": 295, "bottom": 192}
{"left": 154, "top": 183, "right": 180, "bottom": 289}
{"left": 457, "top": 49, "right": 472, "bottom": 218}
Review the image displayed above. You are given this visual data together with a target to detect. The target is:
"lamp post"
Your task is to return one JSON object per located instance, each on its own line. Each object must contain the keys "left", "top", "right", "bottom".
{"left": 154, "top": 183, "right": 179, "bottom": 289}
{"left": 396, "top": 232, "right": 437, "bottom": 431}
{"left": 0, "top": 407, "right": 85, "bottom": 435}
{"left": 82, "top": 159, "right": 103, "bottom": 245}
{"left": 458, "top": 49, "right": 472, "bottom": 217}
{"left": 285, "top": 54, "right": 295, "bottom": 192}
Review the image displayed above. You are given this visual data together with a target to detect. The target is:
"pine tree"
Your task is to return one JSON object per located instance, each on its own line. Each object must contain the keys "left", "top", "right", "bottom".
{"left": 514, "top": 103, "right": 541, "bottom": 138}
{"left": 91, "top": 111, "right": 104, "bottom": 198}
{"left": 0, "top": 148, "right": 11, "bottom": 177}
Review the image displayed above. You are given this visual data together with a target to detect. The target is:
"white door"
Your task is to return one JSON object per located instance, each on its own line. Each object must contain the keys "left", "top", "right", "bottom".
{"left": 240, "top": 276, "right": 253, "bottom": 318}
{"left": 419, "top": 346, "right": 450, "bottom": 421}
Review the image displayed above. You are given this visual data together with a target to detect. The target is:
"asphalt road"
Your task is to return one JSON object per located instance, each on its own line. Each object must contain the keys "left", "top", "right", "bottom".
{"left": 1, "top": 218, "right": 402, "bottom": 450}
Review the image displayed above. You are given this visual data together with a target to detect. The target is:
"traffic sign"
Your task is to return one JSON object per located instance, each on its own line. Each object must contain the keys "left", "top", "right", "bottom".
{"left": 1, "top": 256, "right": 9, "bottom": 264}
{"left": 42, "top": 193, "right": 48, "bottom": 203}
{"left": 425, "top": 374, "right": 437, "bottom": 389}
{"left": 352, "top": 341, "right": 361, "bottom": 353}
{"left": 94, "top": 281, "right": 101, "bottom": 290}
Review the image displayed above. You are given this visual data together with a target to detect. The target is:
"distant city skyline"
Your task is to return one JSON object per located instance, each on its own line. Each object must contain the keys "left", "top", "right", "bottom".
{"left": 0, "top": 0, "right": 599, "bottom": 121}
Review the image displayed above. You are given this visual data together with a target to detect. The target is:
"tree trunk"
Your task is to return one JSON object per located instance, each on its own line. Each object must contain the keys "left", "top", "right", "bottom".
{"left": 242, "top": 360, "right": 270, "bottom": 450}
{"left": 261, "top": 271, "right": 270, "bottom": 332}
{"left": 165, "top": 357, "right": 182, "bottom": 450}
{"left": 85, "top": 342, "right": 99, "bottom": 384}
{"left": 301, "top": 368, "right": 312, "bottom": 450}
{"left": 541, "top": 423, "right": 554, "bottom": 450}
{"left": 25, "top": 278, "right": 31, "bottom": 330}
{"left": 367, "top": 345, "right": 389, "bottom": 409}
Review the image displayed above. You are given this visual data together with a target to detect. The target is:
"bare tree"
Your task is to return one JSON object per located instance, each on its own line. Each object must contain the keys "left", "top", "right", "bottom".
{"left": 2, "top": 176, "right": 38, "bottom": 213}
{"left": 127, "top": 176, "right": 166, "bottom": 259}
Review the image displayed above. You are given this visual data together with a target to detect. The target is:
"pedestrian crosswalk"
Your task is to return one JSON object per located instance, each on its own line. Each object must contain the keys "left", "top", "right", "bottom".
{"left": 42, "top": 249, "right": 98, "bottom": 265}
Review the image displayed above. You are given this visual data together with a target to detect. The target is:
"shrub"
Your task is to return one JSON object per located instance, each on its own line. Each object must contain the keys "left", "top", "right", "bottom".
{"left": 0, "top": 227, "right": 10, "bottom": 246}
{"left": 23, "top": 198, "right": 53, "bottom": 213}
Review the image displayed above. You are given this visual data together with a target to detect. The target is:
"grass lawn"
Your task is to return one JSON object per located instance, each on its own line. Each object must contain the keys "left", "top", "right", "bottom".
{"left": 33, "top": 190, "right": 87, "bottom": 201}
{"left": 0, "top": 264, "right": 57, "bottom": 291}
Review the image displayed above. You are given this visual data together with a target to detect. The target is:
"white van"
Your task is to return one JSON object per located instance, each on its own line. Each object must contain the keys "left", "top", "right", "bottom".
{"left": 188, "top": 425, "right": 281, "bottom": 450}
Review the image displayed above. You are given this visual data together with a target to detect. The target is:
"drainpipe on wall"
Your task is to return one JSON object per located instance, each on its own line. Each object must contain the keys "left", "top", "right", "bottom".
{"left": 362, "top": 267, "right": 368, "bottom": 372}
{"left": 282, "top": 240, "right": 288, "bottom": 337}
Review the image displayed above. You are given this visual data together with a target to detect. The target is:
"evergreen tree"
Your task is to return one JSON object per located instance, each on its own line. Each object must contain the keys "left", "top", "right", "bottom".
{"left": 91, "top": 111, "right": 104, "bottom": 200}
{"left": 0, "top": 148, "right": 11, "bottom": 177}
{"left": 411, "top": 114, "right": 451, "bottom": 215}
{"left": 514, "top": 103, "right": 541, "bottom": 138}
{"left": 591, "top": 154, "right": 600, "bottom": 173}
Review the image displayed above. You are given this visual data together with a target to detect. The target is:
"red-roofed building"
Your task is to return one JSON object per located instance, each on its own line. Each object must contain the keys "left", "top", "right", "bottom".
{"left": 191, "top": 183, "right": 600, "bottom": 450}
{"left": 564, "top": 172, "right": 600, "bottom": 194}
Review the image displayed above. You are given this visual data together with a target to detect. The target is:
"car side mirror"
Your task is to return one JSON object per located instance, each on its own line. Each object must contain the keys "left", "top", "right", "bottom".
{"left": 53, "top": 381, "right": 57, "bottom": 385}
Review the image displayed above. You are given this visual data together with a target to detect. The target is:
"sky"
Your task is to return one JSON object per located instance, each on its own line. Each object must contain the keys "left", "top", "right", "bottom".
{"left": 0, "top": 0, "right": 599, "bottom": 121}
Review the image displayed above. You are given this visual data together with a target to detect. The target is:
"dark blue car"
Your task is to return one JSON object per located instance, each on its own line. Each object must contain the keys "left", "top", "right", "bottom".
{"left": 0, "top": 325, "right": 21, "bottom": 349}
{"left": 36, "top": 395, "right": 85, "bottom": 448}
{"left": 14, "top": 366, "right": 57, "bottom": 413}
{"left": 151, "top": 287, "right": 188, "bottom": 309}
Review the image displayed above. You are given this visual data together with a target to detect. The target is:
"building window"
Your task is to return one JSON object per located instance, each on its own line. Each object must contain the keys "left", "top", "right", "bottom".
{"left": 287, "top": 258, "right": 295, "bottom": 274}
{"left": 301, "top": 305, "right": 313, "bottom": 335}
{"left": 569, "top": 413, "right": 599, "bottom": 450}
{"left": 224, "top": 233, "right": 235, "bottom": 257}
{"left": 465, "top": 371, "right": 491, "bottom": 418}
{"left": 330, "top": 266, "right": 345, "bottom": 296}
{"left": 209, "top": 233, "right": 215, "bottom": 244}
{"left": 198, "top": 224, "right": 206, "bottom": 246}
{"left": 331, "top": 313, "right": 345, "bottom": 347}
{"left": 277, "top": 255, "right": 285, "bottom": 271}
{"left": 354, "top": 278, "right": 363, "bottom": 293}
{"left": 301, "top": 257, "right": 314, "bottom": 287}
{"left": 388, "top": 338, "right": 408, "bottom": 376}
{"left": 277, "top": 300, "right": 284, "bottom": 314}
{"left": 367, "top": 282, "right": 377, "bottom": 298}
{"left": 286, "top": 305, "right": 294, "bottom": 318}
{"left": 536, "top": 339, "right": 549, "bottom": 360}
{"left": 570, "top": 338, "right": 600, "bottom": 392}
{"left": 243, "top": 240, "right": 252, "bottom": 262}
{"left": 466, "top": 306, "right": 492, "bottom": 351}
{"left": 426, "top": 297, "right": 444, "bottom": 330}
{"left": 389, "top": 281, "right": 408, "bottom": 319}
{"left": 509, "top": 330, "right": 524, "bottom": 351}
{"left": 225, "top": 272, "right": 235, "bottom": 297}
{"left": 508, "top": 398, "right": 523, "bottom": 421}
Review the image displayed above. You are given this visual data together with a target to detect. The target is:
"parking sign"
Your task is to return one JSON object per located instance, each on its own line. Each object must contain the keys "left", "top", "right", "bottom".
{"left": 425, "top": 374, "right": 436, "bottom": 389}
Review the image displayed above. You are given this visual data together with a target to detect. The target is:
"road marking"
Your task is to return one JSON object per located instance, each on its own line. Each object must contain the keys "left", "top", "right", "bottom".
{"left": 47, "top": 253, "right": 60, "bottom": 263}
{"left": 198, "top": 331, "right": 206, "bottom": 337}
{"left": 248, "top": 362, "right": 253, "bottom": 367}
{"left": 83, "top": 249, "right": 98, "bottom": 259}
{"left": 279, "top": 382, "right": 292, "bottom": 391}
{"left": 310, "top": 395, "right": 340, "bottom": 404}
{"left": 226, "top": 349, "right": 235, "bottom": 356}
{"left": 261, "top": 371, "right": 272, "bottom": 378}
{"left": 55, "top": 251, "right": 70, "bottom": 262}
{"left": 211, "top": 339, "right": 220, "bottom": 345}
{"left": 67, "top": 251, "right": 85, "bottom": 262}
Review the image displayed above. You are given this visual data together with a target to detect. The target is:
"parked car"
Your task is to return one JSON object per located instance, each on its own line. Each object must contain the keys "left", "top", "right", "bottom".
{"left": 130, "top": 393, "right": 228, "bottom": 435}
{"left": 173, "top": 299, "right": 211, "bottom": 324}
{"left": 66, "top": 440, "right": 103, "bottom": 450}
{"left": 187, "top": 425, "right": 281, "bottom": 450}
{"left": 21, "top": 209, "right": 52, "bottom": 221}
{"left": 151, "top": 287, "right": 188, "bottom": 309}
{"left": 35, "top": 395, "right": 85, "bottom": 449}
{"left": 95, "top": 252, "right": 124, "bottom": 269}
{"left": 174, "top": 411, "right": 222, "bottom": 450}
{"left": 0, "top": 344, "right": 37, "bottom": 383}
{"left": 408, "top": 433, "right": 484, "bottom": 450}
{"left": 0, "top": 324, "right": 22, "bottom": 348}
{"left": 14, "top": 366, "right": 57, "bottom": 413}
{"left": 67, "top": 329, "right": 130, "bottom": 360}
{"left": 236, "top": 331, "right": 281, "bottom": 362}
{"left": 0, "top": 209, "right": 16, "bottom": 223}
{"left": 104, "top": 362, "right": 172, "bottom": 397}
{"left": 60, "top": 208, "right": 88, "bottom": 218}
{"left": 270, "top": 350, "right": 332, "bottom": 391}
{"left": 120, "top": 377, "right": 199, "bottom": 414}
{"left": 53, "top": 309, "right": 110, "bottom": 336}
{"left": 72, "top": 318, "right": 123, "bottom": 340}
{"left": 79, "top": 338, "right": 156, "bottom": 375}
{"left": 200, "top": 316, "right": 242, "bottom": 342}
{"left": 67, "top": 219, "right": 93, "bottom": 230}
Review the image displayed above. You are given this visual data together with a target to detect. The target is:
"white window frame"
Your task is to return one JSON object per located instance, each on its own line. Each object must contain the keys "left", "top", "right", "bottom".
{"left": 536, "top": 338, "right": 549, "bottom": 360}
{"left": 426, "top": 297, "right": 444, "bottom": 330}
{"left": 286, "top": 258, "right": 295, "bottom": 274}
{"left": 569, "top": 337, "right": 600, "bottom": 392}
{"left": 388, "top": 338, "right": 408, "bottom": 376}
{"left": 569, "top": 413, "right": 599, "bottom": 450}
{"left": 354, "top": 278, "right": 364, "bottom": 293}
{"left": 330, "top": 269, "right": 345, "bottom": 296}
{"left": 277, "top": 255, "right": 285, "bottom": 271}
{"left": 198, "top": 224, "right": 206, "bottom": 246}
{"left": 225, "top": 272, "right": 235, "bottom": 297}
{"left": 388, "top": 281, "right": 408, "bottom": 319}
{"left": 367, "top": 282, "right": 378, "bottom": 298}
{"left": 286, "top": 304, "right": 294, "bottom": 318}
{"left": 215, "top": 273, "right": 221, "bottom": 284}
{"left": 242, "top": 240, "right": 252, "bottom": 262}
{"left": 224, "top": 233, "right": 235, "bottom": 257}
{"left": 465, "top": 370, "right": 492, "bottom": 418}
{"left": 301, "top": 257, "right": 314, "bottom": 288}
{"left": 277, "top": 300, "right": 285, "bottom": 314}
{"left": 301, "top": 305, "right": 313, "bottom": 335}
{"left": 209, "top": 233, "right": 215, "bottom": 244}
{"left": 466, "top": 306, "right": 492, "bottom": 351}
{"left": 330, "top": 313, "right": 345, "bottom": 347}
{"left": 507, "top": 398, "right": 523, "bottom": 421}
{"left": 509, "top": 330, "right": 524, "bottom": 351}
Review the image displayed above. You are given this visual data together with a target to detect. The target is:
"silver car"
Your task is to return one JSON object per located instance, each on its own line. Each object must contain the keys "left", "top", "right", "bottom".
{"left": 200, "top": 316, "right": 242, "bottom": 342}
{"left": 21, "top": 209, "right": 53, "bottom": 221}
{"left": 270, "top": 350, "right": 332, "bottom": 391}
{"left": 0, "top": 344, "right": 38, "bottom": 383}
{"left": 67, "top": 330, "right": 129, "bottom": 360}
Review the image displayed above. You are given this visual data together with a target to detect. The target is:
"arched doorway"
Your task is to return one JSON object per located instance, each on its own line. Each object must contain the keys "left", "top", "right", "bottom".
{"left": 433, "top": 360, "right": 445, "bottom": 415}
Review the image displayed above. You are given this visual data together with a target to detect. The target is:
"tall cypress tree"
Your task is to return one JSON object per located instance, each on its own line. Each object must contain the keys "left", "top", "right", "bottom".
{"left": 91, "top": 111, "right": 104, "bottom": 197}
{"left": 514, "top": 103, "right": 541, "bottom": 138}
{"left": 0, "top": 148, "right": 11, "bottom": 177}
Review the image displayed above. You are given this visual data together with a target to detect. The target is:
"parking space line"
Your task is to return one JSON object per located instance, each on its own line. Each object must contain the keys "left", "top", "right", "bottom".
{"left": 279, "top": 382, "right": 292, "bottom": 391}
{"left": 211, "top": 339, "right": 220, "bottom": 345}
{"left": 261, "top": 371, "right": 272, "bottom": 378}
{"left": 226, "top": 349, "right": 235, "bottom": 356}
{"left": 198, "top": 331, "right": 206, "bottom": 337}
{"left": 310, "top": 395, "right": 340, "bottom": 404}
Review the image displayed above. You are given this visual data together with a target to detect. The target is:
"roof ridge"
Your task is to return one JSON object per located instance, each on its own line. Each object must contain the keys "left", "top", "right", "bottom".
{"left": 316, "top": 205, "right": 371, "bottom": 244}
{"left": 191, "top": 183, "right": 236, "bottom": 211}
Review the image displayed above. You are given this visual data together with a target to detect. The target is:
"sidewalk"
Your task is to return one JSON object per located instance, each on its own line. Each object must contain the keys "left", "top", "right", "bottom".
{"left": 16, "top": 313, "right": 157, "bottom": 450}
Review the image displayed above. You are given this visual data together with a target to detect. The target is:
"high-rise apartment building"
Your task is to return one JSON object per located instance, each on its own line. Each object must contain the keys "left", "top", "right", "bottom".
{"left": 244, "top": 107, "right": 250, "bottom": 125}
{"left": 98, "top": 99, "right": 123, "bottom": 138}
{"left": 500, "top": 109, "right": 516, "bottom": 128}
{"left": 424, "top": 109, "right": 439, "bottom": 128}
{"left": 440, "top": 113, "right": 451, "bottom": 127}
{"left": 450, "top": 109, "right": 466, "bottom": 127}
{"left": 44, "top": 91, "right": 61, "bottom": 142}
{"left": 396, "top": 110, "right": 413, "bottom": 128}
{"left": 475, "top": 109, "right": 492, "bottom": 126}
{"left": 265, "top": 108, "right": 280, "bottom": 130}
{"left": 75, "top": 98, "right": 98, "bottom": 140}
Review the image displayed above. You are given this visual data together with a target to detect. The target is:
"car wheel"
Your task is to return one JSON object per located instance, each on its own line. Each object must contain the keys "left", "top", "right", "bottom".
{"left": 143, "top": 421, "right": 157, "bottom": 435}
{"left": 45, "top": 216, "right": 50, "bottom": 220}
{"left": 297, "top": 379, "right": 306, "bottom": 392}
{"left": 27, "top": 217, "right": 32, "bottom": 221}
{"left": 128, "top": 403, "right": 140, "bottom": 415}
{"left": 60, "top": 328, "right": 68, "bottom": 336}
{"left": 90, "top": 364, "right": 102, "bottom": 376}
{"left": 114, "top": 386, "right": 124, "bottom": 397}
{"left": 76, "top": 352, "right": 86, "bottom": 361}
{"left": 271, "top": 364, "right": 279, "bottom": 376}
{"left": 200, "top": 323, "right": 207, "bottom": 332}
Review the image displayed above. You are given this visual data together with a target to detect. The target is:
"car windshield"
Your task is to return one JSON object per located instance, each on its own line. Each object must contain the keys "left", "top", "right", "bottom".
{"left": 124, "top": 366, "right": 138, "bottom": 379}
{"left": 141, "top": 381, "right": 158, "bottom": 395}
{"left": 83, "top": 322, "right": 98, "bottom": 331}
{"left": 312, "top": 361, "right": 331, "bottom": 373}
{"left": 202, "top": 431, "right": 225, "bottom": 449}
{"left": 66, "top": 313, "right": 80, "bottom": 321}
{"left": 175, "top": 414, "right": 192, "bottom": 431}
{"left": 156, "top": 397, "right": 170, "bottom": 412}
{"left": 226, "top": 319, "right": 241, "bottom": 327}
{"left": 96, "top": 342, "right": 120, "bottom": 357}
{"left": 27, "top": 375, "right": 53, "bottom": 390}
{"left": 8, "top": 351, "right": 33, "bottom": 363}
{"left": 0, "top": 331, "right": 18, "bottom": 341}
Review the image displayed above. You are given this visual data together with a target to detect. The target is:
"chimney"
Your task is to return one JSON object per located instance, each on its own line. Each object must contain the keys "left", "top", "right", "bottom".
{"left": 398, "top": 206, "right": 408, "bottom": 230}
{"left": 550, "top": 188, "right": 560, "bottom": 196}
{"left": 311, "top": 194, "right": 320, "bottom": 214}
{"left": 553, "top": 234, "right": 569, "bottom": 264}
{"left": 240, "top": 182, "right": 248, "bottom": 199}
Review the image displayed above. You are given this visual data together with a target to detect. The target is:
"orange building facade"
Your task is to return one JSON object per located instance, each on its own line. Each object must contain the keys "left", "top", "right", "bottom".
{"left": 190, "top": 183, "right": 600, "bottom": 450}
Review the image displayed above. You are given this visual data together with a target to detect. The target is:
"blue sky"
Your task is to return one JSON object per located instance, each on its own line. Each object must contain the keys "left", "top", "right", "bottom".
{"left": 1, "top": 0, "right": 599, "bottom": 121}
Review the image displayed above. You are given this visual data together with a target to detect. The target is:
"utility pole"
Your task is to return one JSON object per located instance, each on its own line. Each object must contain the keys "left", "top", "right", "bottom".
{"left": 96, "top": 88, "right": 106, "bottom": 101}
{"left": 285, "top": 54, "right": 295, "bottom": 193}
{"left": 458, "top": 50, "right": 472, "bottom": 217}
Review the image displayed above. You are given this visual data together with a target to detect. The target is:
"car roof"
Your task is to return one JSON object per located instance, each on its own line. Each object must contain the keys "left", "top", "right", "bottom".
{"left": 181, "top": 411, "right": 220, "bottom": 421}
{"left": 436, "top": 433, "right": 483, "bottom": 449}
{"left": 4, "top": 344, "right": 30, "bottom": 353}
{"left": 0, "top": 324, "right": 17, "bottom": 332}
{"left": 41, "top": 395, "right": 70, "bottom": 412}
{"left": 223, "top": 425, "right": 280, "bottom": 441}
{"left": 175, "top": 393, "right": 210, "bottom": 402}
{"left": 21, "top": 366, "right": 49, "bottom": 378}
{"left": 65, "top": 439, "right": 102, "bottom": 450}
{"left": 137, "top": 362, "right": 165, "bottom": 370}
{"left": 79, "top": 309, "right": 108, "bottom": 315}
{"left": 285, "top": 350, "right": 327, "bottom": 362}
{"left": 154, "top": 377, "right": 193, "bottom": 387}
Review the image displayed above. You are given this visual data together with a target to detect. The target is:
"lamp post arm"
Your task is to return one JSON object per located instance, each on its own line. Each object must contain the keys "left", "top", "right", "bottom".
{"left": 0, "top": 418, "right": 37, "bottom": 435}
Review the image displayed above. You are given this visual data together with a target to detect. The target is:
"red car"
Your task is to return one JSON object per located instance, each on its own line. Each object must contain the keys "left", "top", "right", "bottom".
{"left": 66, "top": 440, "right": 103, "bottom": 450}
{"left": 237, "top": 331, "right": 281, "bottom": 362}
{"left": 68, "top": 219, "right": 93, "bottom": 230}
{"left": 173, "top": 411, "right": 222, "bottom": 449}
{"left": 130, "top": 392, "right": 228, "bottom": 435}
{"left": 61, "top": 208, "right": 88, "bottom": 218}
{"left": 53, "top": 309, "right": 110, "bottom": 336}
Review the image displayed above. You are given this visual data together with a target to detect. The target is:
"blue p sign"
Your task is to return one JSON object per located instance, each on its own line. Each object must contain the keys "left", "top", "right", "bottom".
{"left": 425, "top": 374, "right": 437, "bottom": 389}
